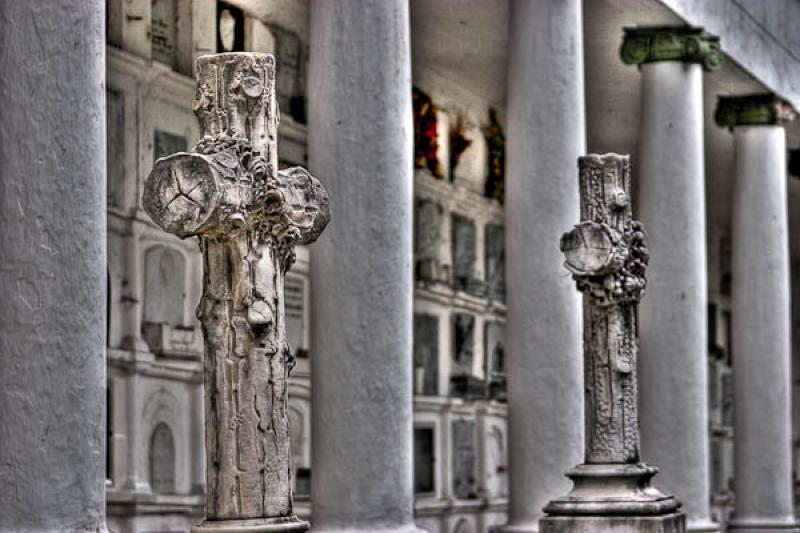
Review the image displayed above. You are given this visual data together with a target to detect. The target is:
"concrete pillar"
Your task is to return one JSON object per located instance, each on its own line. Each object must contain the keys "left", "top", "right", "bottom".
{"left": 307, "top": 2, "right": 421, "bottom": 532}
{"left": 0, "top": 1, "right": 108, "bottom": 531}
{"left": 500, "top": 1, "right": 585, "bottom": 531}
{"left": 715, "top": 94, "right": 800, "bottom": 533}
{"left": 620, "top": 26, "right": 721, "bottom": 533}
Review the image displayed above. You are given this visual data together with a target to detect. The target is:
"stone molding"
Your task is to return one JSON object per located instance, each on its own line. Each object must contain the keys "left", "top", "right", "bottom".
{"left": 620, "top": 26, "right": 722, "bottom": 71}
{"left": 715, "top": 93, "right": 796, "bottom": 129}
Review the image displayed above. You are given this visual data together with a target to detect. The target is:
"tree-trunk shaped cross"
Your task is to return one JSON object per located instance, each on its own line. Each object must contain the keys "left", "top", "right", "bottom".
{"left": 143, "top": 53, "right": 329, "bottom": 533}
{"left": 541, "top": 154, "right": 685, "bottom": 532}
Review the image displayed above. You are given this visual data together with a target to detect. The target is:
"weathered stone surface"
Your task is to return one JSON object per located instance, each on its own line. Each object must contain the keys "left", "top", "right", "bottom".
{"left": 143, "top": 52, "right": 328, "bottom": 532}
{"left": 541, "top": 154, "right": 683, "bottom": 528}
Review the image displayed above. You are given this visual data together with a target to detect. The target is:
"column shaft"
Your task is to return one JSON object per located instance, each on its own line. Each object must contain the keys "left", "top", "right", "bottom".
{"left": 0, "top": 1, "right": 108, "bottom": 531}
{"left": 729, "top": 126, "right": 798, "bottom": 532}
{"left": 502, "top": 1, "right": 585, "bottom": 531}
{"left": 307, "top": 1, "right": 419, "bottom": 532}
{"left": 637, "top": 61, "right": 716, "bottom": 532}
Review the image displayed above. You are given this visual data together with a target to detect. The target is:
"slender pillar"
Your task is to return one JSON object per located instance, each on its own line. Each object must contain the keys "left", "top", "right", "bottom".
{"left": 124, "top": 373, "right": 150, "bottom": 492}
{"left": 307, "top": 2, "right": 420, "bottom": 532}
{"left": 501, "top": 1, "right": 585, "bottom": 531}
{"left": 143, "top": 52, "right": 329, "bottom": 532}
{"left": 0, "top": 1, "right": 109, "bottom": 531}
{"left": 620, "top": 27, "right": 721, "bottom": 533}
{"left": 715, "top": 95, "right": 800, "bottom": 533}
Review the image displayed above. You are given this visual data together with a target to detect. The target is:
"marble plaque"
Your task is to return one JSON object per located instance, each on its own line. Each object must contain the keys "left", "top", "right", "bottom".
{"left": 144, "top": 245, "right": 186, "bottom": 327}
{"left": 106, "top": 88, "right": 125, "bottom": 208}
{"left": 484, "top": 321, "right": 506, "bottom": 376}
{"left": 151, "top": 0, "right": 177, "bottom": 68}
{"left": 285, "top": 274, "right": 307, "bottom": 357}
{"left": 451, "top": 214, "right": 476, "bottom": 290}
{"left": 721, "top": 372, "right": 734, "bottom": 427}
{"left": 273, "top": 26, "right": 305, "bottom": 123}
{"left": 452, "top": 419, "right": 477, "bottom": 499}
{"left": 451, "top": 313, "right": 474, "bottom": 376}
{"left": 414, "top": 427, "right": 435, "bottom": 494}
{"left": 415, "top": 198, "right": 443, "bottom": 280}
{"left": 485, "top": 223, "right": 505, "bottom": 301}
{"left": 153, "top": 130, "right": 187, "bottom": 164}
{"left": 413, "top": 314, "right": 439, "bottom": 395}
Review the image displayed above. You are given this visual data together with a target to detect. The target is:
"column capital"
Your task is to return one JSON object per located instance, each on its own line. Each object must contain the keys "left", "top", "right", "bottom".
{"left": 715, "top": 93, "right": 796, "bottom": 129}
{"left": 620, "top": 26, "right": 722, "bottom": 71}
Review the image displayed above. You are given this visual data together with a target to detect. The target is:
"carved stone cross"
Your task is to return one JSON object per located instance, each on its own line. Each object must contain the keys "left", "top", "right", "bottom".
{"left": 540, "top": 154, "right": 685, "bottom": 532}
{"left": 143, "top": 53, "right": 329, "bottom": 533}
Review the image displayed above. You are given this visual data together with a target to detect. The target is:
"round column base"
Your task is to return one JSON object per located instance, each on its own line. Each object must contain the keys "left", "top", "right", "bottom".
{"left": 192, "top": 517, "right": 309, "bottom": 533}
{"left": 543, "top": 463, "right": 681, "bottom": 516}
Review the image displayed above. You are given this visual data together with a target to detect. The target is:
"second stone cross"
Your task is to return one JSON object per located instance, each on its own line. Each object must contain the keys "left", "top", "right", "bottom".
{"left": 143, "top": 53, "right": 330, "bottom": 533}
{"left": 540, "top": 154, "right": 685, "bottom": 533}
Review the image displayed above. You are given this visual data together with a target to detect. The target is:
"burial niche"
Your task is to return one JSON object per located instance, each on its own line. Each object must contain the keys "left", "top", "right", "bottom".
{"left": 149, "top": 422, "right": 176, "bottom": 494}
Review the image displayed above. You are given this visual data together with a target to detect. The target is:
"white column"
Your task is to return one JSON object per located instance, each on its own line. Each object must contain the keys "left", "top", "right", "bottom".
{"left": 500, "top": 1, "right": 585, "bottom": 531}
{"left": 123, "top": 373, "right": 150, "bottom": 492}
{"left": 0, "top": 1, "right": 108, "bottom": 531}
{"left": 307, "top": 2, "right": 421, "bottom": 533}
{"left": 623, "top": 27, "right": 720, "bottom": 533}
{"left": 718, "top": 95, "right": 799, "bottom": 532}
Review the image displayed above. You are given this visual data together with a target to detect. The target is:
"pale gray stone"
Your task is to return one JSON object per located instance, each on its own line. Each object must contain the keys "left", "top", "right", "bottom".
{"left": 143, "top": 52, "right": 329, "bottom": 533}
{"left": 636, "top": 60, "right": 716, "bottom": 532}
{"left": 0, "top": 1, "right": 109, "bottom": 531}
{"left": 500, "top": 1, "right": 585, "bottom": 529}
{"left": 307, "top": 2, "right": 422, "bottom": 531}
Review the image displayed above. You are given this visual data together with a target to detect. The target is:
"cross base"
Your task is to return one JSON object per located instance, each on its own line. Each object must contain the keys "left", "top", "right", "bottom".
{"left": 192, "top": 517, "right": 310, "bottom": 533}
{"left": 542, "top": 463, "right": 681, "bottom": 516}
{"left": 540, "top": 513, "right": 686, "bottom": 533}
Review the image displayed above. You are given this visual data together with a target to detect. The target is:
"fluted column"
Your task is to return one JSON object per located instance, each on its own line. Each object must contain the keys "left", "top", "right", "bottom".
{"left": 500, "top": 2, "right": 585, "bottom": 531}
{"left": 0, "top": 1, "right": 108, "bottom": 531}
{"left": 307, "top": 2, "right": 421, "bottom": 533}
{"left": 620, "top": 26, "right": 721, "bottom": 533}
{"left": 715, "top": 94, "right": 800, "bottom": 533}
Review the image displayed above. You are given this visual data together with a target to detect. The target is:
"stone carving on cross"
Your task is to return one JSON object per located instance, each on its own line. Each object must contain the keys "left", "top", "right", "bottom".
{"left": 143, "top": 52, "right": 329, "bottom": 533}
{"left": 541, "top": 154, "right": 686, "bottom": 532}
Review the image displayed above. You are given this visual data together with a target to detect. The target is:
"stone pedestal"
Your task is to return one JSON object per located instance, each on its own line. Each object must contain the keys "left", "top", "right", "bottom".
{"left": 621, "top": 27, "right": 721, "bottom": 533}
{"left": 540, "top": 154, "right": 685, "bottom": 533}
{"left": 501, "top": 1, "right": 586, "bottom": 530}
{"left": 0, "top": 1, "right": 109, "bottom": 531}
{"left": 143, "top": 53, "right": 329, "bottom": 533}
{"left": 541, "top": 514, "right": 685, "bottom": 533}
{"left": 715, "top": 95, "right": 800, "bottom": 533}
